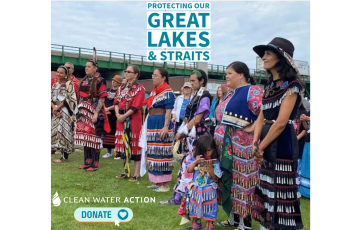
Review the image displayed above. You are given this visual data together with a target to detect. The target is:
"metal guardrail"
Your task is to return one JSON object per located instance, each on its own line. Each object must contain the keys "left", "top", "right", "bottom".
{"left": 51, "top": 44, "right": 310, "bottom": 83}
{"left": 52, "top": 44, "right": 197, "bottom": 70}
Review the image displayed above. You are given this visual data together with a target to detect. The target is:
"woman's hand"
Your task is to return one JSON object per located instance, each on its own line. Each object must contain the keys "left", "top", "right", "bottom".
{"left": 117, "top": 114, "right": 126, "bottom": 123}
{"left": 252, "top": 141, "right": 263, "bottom": 164}
{"left": 211, "top": 117, "right": 216, "bottom": 123}
{"left": 206, "top": 159, "right": 214, "bottom": 170}
{"left": 300, "top": 114, "right": 310, "bottom": 122}
{"left": 52, "top": 105, "right": 58, "bottom": 114}
{"left": 160, "top": 127, "right": 169, "bottom": 139}
{"left": 194, "top": 155, "right": 204, "bottom": 164}
{"left": 70, "top": 116, "right": 74, "bottom": 123}
{"left": 175, "top": 133, "right": 185, "bottom": 141}
{"left": 56, "top": 111, "right": 62, "bottom": 118}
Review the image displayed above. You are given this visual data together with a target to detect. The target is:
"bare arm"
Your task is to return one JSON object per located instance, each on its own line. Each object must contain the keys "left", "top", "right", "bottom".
{"left": 252, "top": 111, "right": 264, "bottom": 162}
{"left": 52, "top": 101, "right": 64, "bottom": 112}
{"left": 123, "top": 109, "right": 135, "bottom": 119}
{"left": 115, "top": 105, "right": 120, "bottom": 116}
{"left": 160, "top": 109, "right": 172, "bottom": 139}
{"left": 243, "top": 123, "right": 255, "bottom": 133}
{"left": 253, "top": 110, "right": 264, "bottom": 143}
{"left": 187, "top": 113, "right": 204, "bottom": 130}
{"left": 171, "top": 113, "right": 176, "bottom": 123}
{"left": 92, "top": 97, "right": 105, "bottom": 123}
{"left": 107, "top": 105, "right": 115, "bottom": 111}
{"left": 164, "top": 109, "right": 172, "bottom": 128}
{"left": 297, "top": 122, "right": 308, "bottom": 140}
{"left": 51, "top": 101, "right": 62, "bottom": 118}
{"left": 95, "top": 98, "right": 105, "bottom": 114}
{"left": 302, "top": 121, "right": 309, "bottom": 130}
{"left": 259, "top": 90, "right": 298, "bottom": 151}
{"left": 187, "top": 155, "right": 204, "bottom": 173}
{"left": 297, "top": 130, "right": 307, "bottom": 140}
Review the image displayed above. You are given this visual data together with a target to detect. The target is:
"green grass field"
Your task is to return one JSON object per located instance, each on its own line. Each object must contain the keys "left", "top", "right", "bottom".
{"left": 51, "top": 149, "right": 310, "bottom": 230}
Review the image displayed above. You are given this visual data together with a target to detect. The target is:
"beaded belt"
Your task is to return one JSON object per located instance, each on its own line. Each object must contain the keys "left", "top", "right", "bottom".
{"left": 264, "top": 119, "right": 294, "bottom": 124}
{"left": 148, "top": 108, "right": 166, "bottom": 115}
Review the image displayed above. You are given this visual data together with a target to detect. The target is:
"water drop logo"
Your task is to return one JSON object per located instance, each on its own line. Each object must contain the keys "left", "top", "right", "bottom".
{"left": 52, "top": 192, "right": 61, "bottom": 206}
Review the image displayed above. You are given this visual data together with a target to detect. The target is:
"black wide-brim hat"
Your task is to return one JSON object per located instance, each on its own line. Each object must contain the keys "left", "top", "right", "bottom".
{"left": 253, "top": 37, "right": 299, "bottom": 73}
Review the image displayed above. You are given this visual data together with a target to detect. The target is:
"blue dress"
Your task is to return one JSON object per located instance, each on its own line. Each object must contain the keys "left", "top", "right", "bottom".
{"left": 186, "top": 158, "right": 223, "bottom": 221}
{"left": 299, "top": 125, "right": 310, "bottom": 198}
{"left": 146, "top": 89, "right": 175, "bottom": 183}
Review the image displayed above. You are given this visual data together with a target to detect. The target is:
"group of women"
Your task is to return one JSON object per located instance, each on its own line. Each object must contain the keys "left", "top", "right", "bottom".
{"left": 51, "top": 37, "right": 308, "bottom": 230}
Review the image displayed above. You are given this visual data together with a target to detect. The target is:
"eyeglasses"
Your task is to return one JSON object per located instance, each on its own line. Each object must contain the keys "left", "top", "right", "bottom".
{"left": 124, "top": 70, "right": 135, "bottom": 74}
{"left": 152, "top": 74, "right": 161, "bottom": 78}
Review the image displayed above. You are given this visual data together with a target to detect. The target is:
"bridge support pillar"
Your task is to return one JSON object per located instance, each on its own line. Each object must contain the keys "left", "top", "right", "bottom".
{"left": 196, "top": 62, "right": 208, "bottom": 75}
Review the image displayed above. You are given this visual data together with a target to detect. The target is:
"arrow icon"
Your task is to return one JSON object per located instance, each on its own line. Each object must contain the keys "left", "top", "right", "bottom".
{"left": 114, "top": 220, "right": 120, "bottom": 226}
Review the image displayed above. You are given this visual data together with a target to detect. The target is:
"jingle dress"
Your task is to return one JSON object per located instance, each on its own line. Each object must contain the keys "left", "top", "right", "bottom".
{"left": 102, "top": 88, "right": 117, "bottom": 149}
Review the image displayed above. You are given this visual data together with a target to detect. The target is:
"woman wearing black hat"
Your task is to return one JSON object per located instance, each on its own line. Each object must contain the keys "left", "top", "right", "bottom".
{"left": 251, "top": 37, "right": 304, "bottom": 230}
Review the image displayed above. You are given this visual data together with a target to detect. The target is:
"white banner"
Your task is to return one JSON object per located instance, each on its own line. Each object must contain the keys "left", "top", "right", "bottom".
{"left": 207, "top": 82, "right": 220, "bottom": 95}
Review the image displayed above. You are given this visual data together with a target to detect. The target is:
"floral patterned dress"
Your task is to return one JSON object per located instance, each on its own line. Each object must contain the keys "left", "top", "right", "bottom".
{"left": 214, "top": 84, "right": 263, "bottom": 218}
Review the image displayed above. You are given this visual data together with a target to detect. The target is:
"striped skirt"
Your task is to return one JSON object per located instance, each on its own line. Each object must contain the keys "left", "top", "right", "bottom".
{"left": 146, "top": 114, "right": 174, "bottom": 183}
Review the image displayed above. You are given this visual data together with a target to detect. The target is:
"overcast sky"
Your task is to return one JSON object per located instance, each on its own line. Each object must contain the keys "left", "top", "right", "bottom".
{"left": 51, "top": 1, "right": 310, "bottom": 70}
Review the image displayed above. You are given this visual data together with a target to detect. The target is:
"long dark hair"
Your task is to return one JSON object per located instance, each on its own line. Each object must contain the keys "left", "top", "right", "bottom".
{"left": 266, "top": 53, "right": 302, "bottom": 85}
{"left": 194, "top": 135, "right": 219, "bottom": 160}
{"left": 156, "top": 67, "right": 169, "bottom": 84}
{"left": 227, "top": 61, "right": 256, "bottom": 85}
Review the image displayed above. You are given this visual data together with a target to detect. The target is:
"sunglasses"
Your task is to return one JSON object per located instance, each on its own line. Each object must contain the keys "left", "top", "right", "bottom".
{"left": 124, "top": 70, "right": 135, "bottom": 74}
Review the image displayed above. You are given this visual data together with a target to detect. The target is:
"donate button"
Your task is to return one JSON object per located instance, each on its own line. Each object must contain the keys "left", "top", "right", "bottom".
{"left": 74, "top": 207, "right": 133, "bottom": 223}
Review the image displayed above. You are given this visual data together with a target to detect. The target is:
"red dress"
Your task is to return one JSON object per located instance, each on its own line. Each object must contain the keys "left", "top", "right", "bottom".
{"left": 75, "top": 74, "right": 108, "bottom": 150}
{"left": 114, "top": 82, "right": 145, "bottom": 156}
